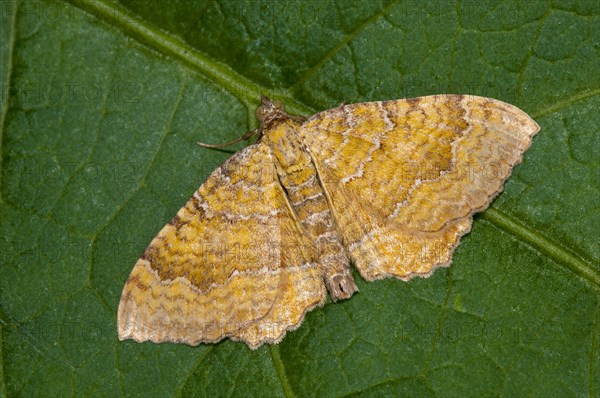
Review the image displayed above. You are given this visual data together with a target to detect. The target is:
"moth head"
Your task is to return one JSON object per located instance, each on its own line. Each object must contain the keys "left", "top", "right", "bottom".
{"left": 256, "top": 95, "right": 288, "bottom": 129}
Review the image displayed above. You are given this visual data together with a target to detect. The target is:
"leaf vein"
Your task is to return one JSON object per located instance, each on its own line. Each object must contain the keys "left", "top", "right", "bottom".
{"left": 483, "top": 208, "right": 600, "bottom": 289}
{"left": 590, "top": 301, "right": 599, "bottom": 398}
{"left": 65, "top": 0, "right": 313, "bottom": 116}
{"left": 0, "top": 0, "right": 19, "bottom": 204}
{"left": 171, "top": 347, "right": 213, "bottom": 398}
{"left": 290, "top": 0, "right": 401, "bottom": 93}
{"left": 269, "top": 345, "right": 296, "bottom": 398}
{"left": 532, "top": 88, "right": 600, "bottom": 120}
{"left": 89, "top": 70, "right": 189, "bottom": 279}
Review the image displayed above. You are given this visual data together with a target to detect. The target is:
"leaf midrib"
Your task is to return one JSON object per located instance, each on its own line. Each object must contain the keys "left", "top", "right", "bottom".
{"left": 67, "top": 0, "right": 314, "bottom": 116}
{"left": 484, "top": 209, "right": 599, "bottom": 289}
{"left": 0, "top": 0, "right": 19, "bottom": 205}
{"left": 0, "top": 1, "right": 19, "bottom": 395}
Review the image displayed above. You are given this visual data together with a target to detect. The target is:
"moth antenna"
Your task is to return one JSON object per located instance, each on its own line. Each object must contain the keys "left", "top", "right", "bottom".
{"left": 196, "top": 129, "right": 259, "bottom": 149}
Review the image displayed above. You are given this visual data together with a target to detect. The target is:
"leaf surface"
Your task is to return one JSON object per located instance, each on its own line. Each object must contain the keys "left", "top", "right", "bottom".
{"left": 1, "top": 1, "right": 598, "bottom": 397}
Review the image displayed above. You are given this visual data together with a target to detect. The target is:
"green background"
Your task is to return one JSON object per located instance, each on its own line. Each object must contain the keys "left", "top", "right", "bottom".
{"left": 1, "top": 0, "right": 598, "bottom": 397}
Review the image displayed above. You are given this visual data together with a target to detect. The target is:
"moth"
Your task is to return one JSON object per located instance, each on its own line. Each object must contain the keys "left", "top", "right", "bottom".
{"left": 118, "top": 95, "right": 539, "bottom": 349}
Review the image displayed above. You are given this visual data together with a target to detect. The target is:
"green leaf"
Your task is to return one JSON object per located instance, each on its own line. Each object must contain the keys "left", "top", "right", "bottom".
{"left": 1, "top": 0, "right": 598, "bottom": 397}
